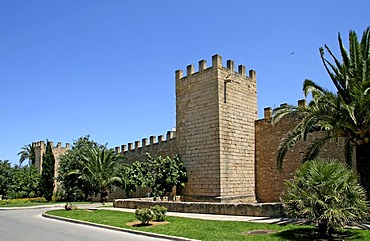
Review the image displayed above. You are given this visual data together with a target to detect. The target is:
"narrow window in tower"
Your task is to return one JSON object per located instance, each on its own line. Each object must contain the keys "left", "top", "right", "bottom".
{"left": 224, "top": 81, "right": 227, "bottom": 103}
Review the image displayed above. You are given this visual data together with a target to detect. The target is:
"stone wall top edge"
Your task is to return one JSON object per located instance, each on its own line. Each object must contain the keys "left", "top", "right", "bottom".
{"left": 115, "top": 130, "right": 176, "bottom": 154}
{"left": 32, "top": 141, "right": 70, "bottom": 149}
{"left": 175, "top": 54, "right": 256, "bottom": 80}
{"left": 259, "top": 98, "right": 306, "bottom": 121}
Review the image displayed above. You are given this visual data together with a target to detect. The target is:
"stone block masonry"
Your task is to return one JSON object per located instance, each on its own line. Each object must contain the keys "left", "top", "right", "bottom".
{"left": 255, "top": 101, "right": 349, "bottom": 202}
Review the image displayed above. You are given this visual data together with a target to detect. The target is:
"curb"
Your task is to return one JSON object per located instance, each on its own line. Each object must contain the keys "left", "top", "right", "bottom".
{"left": 42, "top": 212, "right": 200, "bottom": 241}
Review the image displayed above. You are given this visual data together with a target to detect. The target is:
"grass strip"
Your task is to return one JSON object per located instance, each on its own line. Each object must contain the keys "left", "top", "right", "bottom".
{"left": 46, "top": 209, "right": 369, "bottom": 241}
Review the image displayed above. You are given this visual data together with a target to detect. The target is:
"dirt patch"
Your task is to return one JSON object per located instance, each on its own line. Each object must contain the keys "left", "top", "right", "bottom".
{"left": 243, "top": 230, "right": 277, "bottom": 235}
{"left": 126, "top": 221, "right": 169, "bottom": 227}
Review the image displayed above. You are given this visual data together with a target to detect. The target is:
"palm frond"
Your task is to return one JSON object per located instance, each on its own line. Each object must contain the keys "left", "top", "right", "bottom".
{"left": 302, "top": 135, "right": 333, "bottom": 162}
{"left": 277, "top": 125, "right": 304, "bottom": 171}
{"left": 344, "top": 139, "right": 354, "bottom": 168}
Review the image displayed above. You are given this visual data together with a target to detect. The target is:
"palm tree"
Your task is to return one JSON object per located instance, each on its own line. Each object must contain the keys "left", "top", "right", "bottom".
{"left": 282, "top": 159, "right": 368, "bottom": 237}
{"left": 18, "top": 144, "right": 35, "bottom": 166}
{"left": 70, "top": 147, "right": 121, "bottom": 203}
{"left": 272, "top": 27, "right": 370, "bottom": 196}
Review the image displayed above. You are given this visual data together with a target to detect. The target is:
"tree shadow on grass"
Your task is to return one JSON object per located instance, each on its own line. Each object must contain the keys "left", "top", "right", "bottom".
{"left": 274, "top": 227, "right": 360, "bottom": 241}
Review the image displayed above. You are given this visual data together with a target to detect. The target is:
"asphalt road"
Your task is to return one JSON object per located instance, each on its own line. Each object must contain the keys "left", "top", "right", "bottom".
{"left": 0, "top": 208, "right": 171, "bottom": 241}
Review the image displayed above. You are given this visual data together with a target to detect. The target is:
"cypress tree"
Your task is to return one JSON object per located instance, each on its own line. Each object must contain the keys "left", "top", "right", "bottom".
{"left": 40, "top": 140, "right": 55, "bottom": 201}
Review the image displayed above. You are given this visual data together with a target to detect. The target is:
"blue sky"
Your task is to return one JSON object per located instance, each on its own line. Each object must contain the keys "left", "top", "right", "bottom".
{"left": 1, "top": 1, "right": 369, "bottom": 165}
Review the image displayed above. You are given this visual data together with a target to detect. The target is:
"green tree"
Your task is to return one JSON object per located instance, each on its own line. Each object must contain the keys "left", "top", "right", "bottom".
{"left": 282, "top": 159, "right": 368, "bottom": 237}
{"left": 17, "top": 144, "right": 35, "bottom": 166}
{"left": 8, "top": 165, "right": 40, "bottom": 198}
{"left": 272, "top": 27, "right": 370, "bottom": 194}
{"left": 57, "top": 136, "right": 103, "bottom": 201}
{"left": 115, "top": 154, "right": 187, "bottom": 198}
{"left": 145, "top": 154, "right": 187, "bottom": 198}
{"left": 114, "top": 163, "right": 137, "bottom": 198}
{"left": 0, "top": 160, "right": 12, "bottom": 197}
{"left": 70, "top": 147, "right": 121, "bottom": 203}
{"left": 39, "top": 141, "right": 55, "bottom": 201}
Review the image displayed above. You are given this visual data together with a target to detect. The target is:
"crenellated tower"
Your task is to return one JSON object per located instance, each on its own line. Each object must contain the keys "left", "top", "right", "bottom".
{"left": 176, "top": 54, "right": 257, "bottom": 202}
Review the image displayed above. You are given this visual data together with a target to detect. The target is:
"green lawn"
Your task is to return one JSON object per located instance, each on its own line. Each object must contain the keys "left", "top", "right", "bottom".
{"left": 46, "top": 209, "right": 369, "bottom": 241}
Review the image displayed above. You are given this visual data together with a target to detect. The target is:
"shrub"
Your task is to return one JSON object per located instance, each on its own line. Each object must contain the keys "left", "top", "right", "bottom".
{"left": 135, "top": 208, "right": 154, "bottom": 225}
{"left": 151, "top": 205, "right": 167, "bottom": 221}
{"left": 282, "top": 158, "right": 368, "bottom": 237}
{"left": 0, "top": 197, "right": 46, "bottom": 205}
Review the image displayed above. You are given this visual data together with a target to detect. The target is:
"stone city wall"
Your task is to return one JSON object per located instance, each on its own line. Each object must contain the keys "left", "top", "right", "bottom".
{"left": 114, "top": 130, "right": 178, "bottom": 164}
{"left": 255, "top": 100, "right": 349, "bottom": 202}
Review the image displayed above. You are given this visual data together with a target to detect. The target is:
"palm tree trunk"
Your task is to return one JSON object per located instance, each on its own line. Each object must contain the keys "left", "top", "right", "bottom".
{"left": 356, "top": 142, "right": 370, "bottom": 199}
{"left": 318, "top": 221, "right": 328, "bottom": 237}
{"left": 100, "top": 190, "right": 108, "bottom": 203}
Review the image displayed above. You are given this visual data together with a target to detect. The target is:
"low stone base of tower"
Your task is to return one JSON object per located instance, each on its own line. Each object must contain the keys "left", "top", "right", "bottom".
{"left": 114, "top": 198, "right": 283, "bottom": 217}
{"left": 181, "top": 194, "right": 256, "bottom": 203}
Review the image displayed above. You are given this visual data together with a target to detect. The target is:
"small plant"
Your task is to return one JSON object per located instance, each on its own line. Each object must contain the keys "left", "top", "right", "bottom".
{"left": 135, "top": 208, "right": 154, "bottom": 225}
{"left": 282, "top": 158, "right": 368, "bottom": 237}
{"left": 151, "top": 205, "right": 167, "bottom": 221}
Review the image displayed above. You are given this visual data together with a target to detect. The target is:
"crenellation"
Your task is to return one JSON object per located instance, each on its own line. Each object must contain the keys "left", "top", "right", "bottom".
{"left": 199, "top": 60, "right": 207, "bottom": 71}
{"left": 187, "top": 65, "right": 194, "bottom": 76}
{"left": 121, "top": 144, "right": 127, "bottom": 152}
{"left": 166, "top": 130, "right": 175, "bottom": 140}
{"left": 238, "top": 65, "right": 246, "bottom": 76}
{"left": 298, "top": 99, "right": 306, "bottom": 106}
{"left": 128, "top": 143, "right": 133, "bottom": 151}
{"left": 257, "top": 98, "right": 311, "bottom": 122}
{"left": 176, "top": 54, "right": 256, "bottom": 84}
{"left": 175, "top": 70, "right": 183, "bottom": 80}
{"left": 249, "top": 69, "right": 256, "bottom": 79}
{"left": 212, "top": 54, "right": 222, "bottom": 68}
{"left": 264, "top": 107, "right": 272, "bottom": 120}
{"left": 150, "top": 136, "right": 156, "bottom": 144}
{"left": 135, "top": 141, "right": 140, "bottom": 150}
{"left": 227, "top": 60, "right": 234, "bottom": 71}
{"left": 116, "top": 131, "right": 177, "bottom": 162}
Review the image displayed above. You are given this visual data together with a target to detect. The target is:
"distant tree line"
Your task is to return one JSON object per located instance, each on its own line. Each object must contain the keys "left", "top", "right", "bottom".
{"left": 0, "top": 135, "right": 187, "bottom": 202}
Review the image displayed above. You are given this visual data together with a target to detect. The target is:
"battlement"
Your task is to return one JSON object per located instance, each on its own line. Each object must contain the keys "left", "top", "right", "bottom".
{"left": 32, "top": 140, "right": 70, "bottom": 175}
{"left": 114, "top": 131, "right": 176, "bottom": 154}
{"left": 32, "top": 141, "right": 70, "bottom": 149}
{"left": 175, "top": 54, "right": 256, "bottom": 80}
{"left": 262, "top": 99, "right": 306, "bottom": 120}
